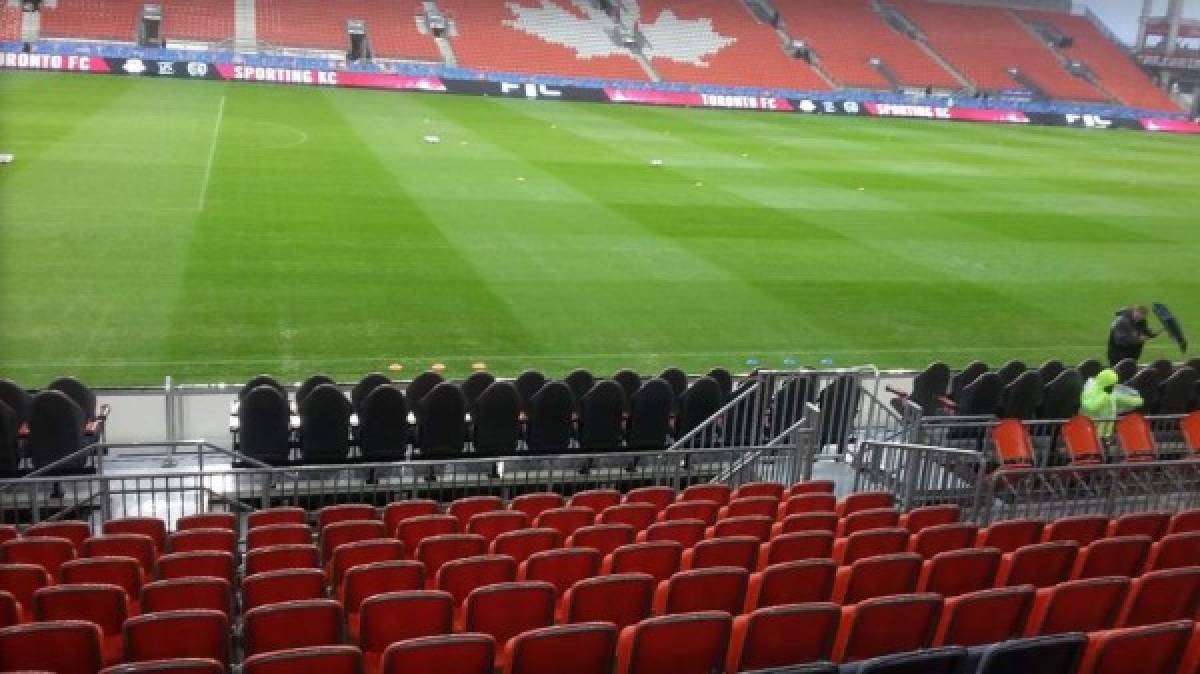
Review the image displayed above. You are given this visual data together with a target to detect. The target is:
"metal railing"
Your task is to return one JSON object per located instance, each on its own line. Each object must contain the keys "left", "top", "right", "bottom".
{"left": 852, "top": 441, "right": 989, "bottom": 517}
{"left": 0, "top": 440, "right": 811, "bottom": 528}
{"left": 915, "top": 414, "right": 1193, "bottom": 467}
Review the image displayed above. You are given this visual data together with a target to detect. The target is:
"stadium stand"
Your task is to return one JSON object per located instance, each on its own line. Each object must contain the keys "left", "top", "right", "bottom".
{"left": 637, "top": 0, "right": 830, "bottom": 90}
{"left": 773, "top": 0, "right": 960, "bottom": 90}
{"left": 1021, "top": 10, "right": 1181, "bottom": 112}
{"left": 1, "top": 3, "right": 20, "bottom": 43}
{"left": 38, "top": 0, "right": 234, "bottom": 43}
{"left": 438, "top": 0, "right": 649, "bottom": 81}
{"left": 889, "top": 0, "right": 1108, "bottom": 101}
{"left": 256, "top": 0, "right": 441, "bottom": 61}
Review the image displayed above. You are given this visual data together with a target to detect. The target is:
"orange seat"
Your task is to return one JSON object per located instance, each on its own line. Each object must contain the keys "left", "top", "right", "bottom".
{"left": 654, "top": 567, "right": 747, "bottom": 616}
{"left": 1146, "top": 531, "right": 1200, "bottom": 572}
{"left": 833, "top": 527, "right": 909, "bottom": 565}
{"left": 679, "top": 484, "right": 731, "bottom": 506}
{"left": 1181, "top": 410, "right": 1200, "bottom": 457}
{"left": 725, "top": 603, "right": 839, "bottom": 674}
{"left": 918, "top": 547, "right": 1001, "bottom": 597}
{"left": 437, "top": 555, "right": 516, "bottom": 615}
{"left": 1063, "top": 416, "right": 1105, "bottom": 465}
{"left": 416, "top": 534, "right": 488, "bottom": 584}
{"left": 1108, "top": 511, "right": 1171, "bottom": 540}
{"left": 1041, "top": 515, "right": 1111, "bottom": 547}
{"left": 718, "top": 496, "right": 780, "bottom": 522}
{"left": 396, "top": 515, "right": 461, "bottom": 557}
{"left": 782, "top": 480, "right": 836, "bottom": 498}
{"left": 997, "top": 541, "right": 1079, "bottom": 589}
{"left": 832, "top": 553, "right": 923, "bottom": 605}
{"left": 519, "top": 548, "right": 600, "bottom": 602}
{"left": 976, "top": 518, "right": 1044, "bottom": 553}
{"left": 1118, "top": 566, "right": 1200, "bottom": 627}
{"left": 992, "top": 419, "right": 1035, "bottom": 467}
{"left": 682, "top": 536, "right": 758, "bottom": 572}
{"left": 772, "top": 512, "right": 838, "bottom": 538}
{"left": 329, "top": 538, "right": 405, "bottom": 588}
{"left": 836, "top": 492, "right": 894, "bottom": 518}
{"left": 732, "top": 482, "right": 785, "bottom": 501}
{"left": 502, "top": 622, "right": 617, "bottom": 674}
{"left": 745, "top": 559, "right": 836, "bottom": 611}
{"left": 657, "top": 501, "right": 719, "bottom": 527}
{"left": 777, "top": 494, "right": 837, "bottom": 520}
{"left": 1114, "top": 412, "right": 1156, "bottom": 461}
{"left": 933, "top": 585, "right": 1035, "bottom": 647}
{"left": 602, "top": 542, "right": 682, "bottom": 584}
{"left": 382, "top": 500, "right": 440, "bottom": 537}
{"left": 908, "top": 523, "right": 978, "bottom": 559}
{"left": 615, "top": 611, "right": 732, "bottom": 674}
{"left": 463, "top": 582, "right": 556, "bottom": 669}
{"left": 898, "top": 504, "right": 961, "bottom": 534}
{"left": 636, "top": 519, "right": 706, "bottom": 548}
{"left": 1167, "top": 508, "right": 1200, "bottom": 535}
{"left": 837, "top": 508, "right": 900, "bottom": 538}
{"left": 707, "top": 515, "right": 773, "bottom": 542}
{"left": 1024, "top": 576, "right": 1129, "bottom": 637}
{"left": 1077, "top": 620, "right": 1194, "bottom": 674}
{"left": 320, "top": 520, "right": 386, "bottom": 565}
{"left": 831, "top": 593, "right": 942, "bottom": 663}
{"left": 342, "top": 560, "right": 425, "bottom": 637}
{"left": 757, "top": 531, "right": 833, "bottom": 570}
{"left": 1072, "top": 535, "right": 1151, "bottom": 579}
{"left": 559, "top": 573, "right": 654, "bottom": 629}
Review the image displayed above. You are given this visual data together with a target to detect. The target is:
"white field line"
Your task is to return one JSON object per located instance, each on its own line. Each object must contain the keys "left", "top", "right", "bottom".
{"left": 198, "top": 94, "right": 226, "bottom": 210}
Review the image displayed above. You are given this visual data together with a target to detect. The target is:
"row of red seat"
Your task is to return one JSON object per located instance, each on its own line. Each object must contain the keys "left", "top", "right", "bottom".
{"left": 994, "top": 412, "right": 1200, "bottom": 467}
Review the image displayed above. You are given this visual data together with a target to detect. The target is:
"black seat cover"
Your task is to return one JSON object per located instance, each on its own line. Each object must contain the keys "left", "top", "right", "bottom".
{"left": 578, "top": 380, "right": 625, "bottom": 452}
{"left": 28, "top": 390, "right": 87, "bottom": 474}
{"left": 239, "top": 385, "right": 291, "bottom": 466}
{"left": 471, "top": 382, "right": 521, "bottom": 457}
{"left": 527, "top": 381, "right": 574, "bottom": 454}
{"left": 416, "top": 382, "right": 467, "bottom": 459}
{"left": 298, "top": 383, "right": 352, "bottom": 464}
{"left": 358, "top": 384, "right": 410, "bottom": 462}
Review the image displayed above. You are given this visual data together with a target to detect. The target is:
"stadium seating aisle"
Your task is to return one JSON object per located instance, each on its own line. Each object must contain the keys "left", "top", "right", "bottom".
{"left": 772, "top": 0, "right": 959, "bottom": 90}
{"left": 637, "top": 0, "right": 830, "bottom": 91}
{"left": 889, "top": 0, "right": 1108, "bottom": 102}
{"left": 438, "top": 0, "right": 649, "bottom": 81}
{"left": 1021, "top": 11, "right": 1181, "bottom": 112}
{"left": 256, "top": 0, "right": 441, "bottom": 60}
{"left": 2, "top": 489, "right": 1199, "bottom": 673}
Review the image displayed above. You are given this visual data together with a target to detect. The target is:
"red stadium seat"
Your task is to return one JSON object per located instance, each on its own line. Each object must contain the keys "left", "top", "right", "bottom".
{"left": 246, "top": 507, "right": 307, "bottom": 530}
{"left": 559, "top": 573, "right": 654, "bottom": 628}
{"left": 1072, "top": 535, "right": 1152, "bottom": 579}
{"left": 976, "top": 518, "right": 1045, "bottom": 553}
{"left": 1114, "top": 412, "right": 1157, "bottom": 462}
{"left": 908, "top": 523, "right": 978, "bottom": 559}
{"left": 124, "top": 610, "right": 229, "bottom": 666}
{"left": 707, "top": 516, "right": 773, "bottom": 542}
{"left": 383, "top": 500, "right": 440, "bottom": 536}
{"left": 359, "top": 591, "right": 454, "bottom": 673}
{"left": 680, "top": 484, "right": 731, "bottom": 506}
{"left": 1042, "top": 514, "right": 1111, "bottom": 547}
{"left": 0, "top": 525, "right": 15, "bottom": 545}
{"left": 509, "top": 493, "right": 566, "bottom": 521}
{"left": 992, "top": 418, "right": 1036, "bottom": 467}
{"left": 437, "top": 555, "right": 516, "bottom": 614}
{"left": 61, "top": 557, "right": 143, "bottom": 612}
{"left": 1167, "top": 508, "right": 1200, "bottom": 535}
{"left": 248, "top": 524, "right": 311, "bottom": 551}
{"left": 0, "top": 591, "right": 17, "bottom": 628}
{"left": 567, "top": 524, "right": 636, "bottom": 557}
{"left": 82, "top": 534, "right": 157, "bottom": 578}
{"left": 243, "top": 645, "right": 363, "bottom": 674}
{"left": 569, "top": 489, "right": 623, "bottom": 514}
{"left": 719, "top": 498, "right": 781, "bottom": 523}
{"left": 102, "top": 658, "right": 226, "bottom": 674}
{"left": 1077, "top": 620, "right": 1194, "bottom": 674}
{"left": 502, "top": 622, "right": 617, "bottom": 674}
{"left": 1064, "top": 416, "right": 1104, "bottom": 464}
{"left": 243, "top": 599, "right": 344, "bottom": 657}
{"left": 1178, "top": 623, "right": 1200, "bottom": 674}
{"left": 0, "top": 619, "right": 104, "bottom": 674}
{"left": 245, "top": 544, "right": 319, "bottom": 576}
{"left": 519, "top": 548, "right": 601, "bottom": 600}
{"left": 624, "top": 484, "right": 681, "bottom": 510}
{"left": 997, "top": 541, "right": 1078, "bottom": 588}
{"left": 1025, "top": 576, "right": 1129, "bottom": 636}
{"left": 416, "top": 534, "right": 488, "bottom": 583}
{"left": 156, "top": 551, "right": 235, "bottom": 583}
{"left": 243, "top": 568, "right": 327, "bottom": 611}
{"left": 341, "top": 560, "right": 426, "bottom": 628}
{"left": 466, "top": 511, "right": 530, "bottom": 543}
{"left": 1118, "top": 566, "right": 1200, "bottom": 627}
{"left": 1108, "top": 511, "right": 1171, "bottom": 540}
{"left": 836, "top": 491, "right": 894, "bottom": 518}
{"left": 166, "top": 529, "right": 236, "bottom": 557}
{"left": 490, "top": 528, "right": 560, "bottom": 566}
{"left": 320, "top": 520, "right": 386, "bottom": 564}
{"left": 140, "top": 578, "right": 232, "bottom": 617}
{"left": 783, "top": 480, "right": 836, "bottom": 499}
{"left": 1, "top": 536, "right": 76, "bottom": 579}
{"left": 317, "top": 504, "right": 376, "bottom": 529}
{"left": 837, "top": 508, "right": 900, "bottom": 538}
{"left": 832, "top": 552, "right": 923, "bottom": 604}
{"left": 448, "top": 496, "right": 504, "bottom": 528}
{"left": 833, "top": 527, "right": 910, "bottom": 565}
{"left": 104, "top": 518, "right": 167, "bottom": 554}
{"left": 654, "top": 567, "right": 748, "bottom": 616}
{"left": 1146, "top": 531, "right": 1200, "bottom": 571}
{"left": 636, "top": 519, "right": 707, "bottom": 548}
{"left": 682, "top": 536, "right": 758, "bottom": 572}
{"left": 602, "top": 541, "right": 682, "bottom": 584}
{"left": 899, "top": 504, "right": 961, "bottom": 534}
{"left": 934, "top": 585, "right": 1035, "bottom": 647}
{"left": 329, "top": 538, "right": 404, "bottom": 588}
{"left": 615, "top": 611, "right": 732, "bottom": 674}
{"left": 918, "top": 547, "right": 1002, "bottom": 597}
{"left": 27, "top": 520, "right": 92, "bottom": 552}
{"left": 757, "top": 531, "right": 834, "bottom": 570}
{"left": 777, "top": 494, "right": 837, "bottom": 519}
{"left": 0, "top": 563, "right": 49, "bottom": 623}
{"left": 732, "top": 482, "right": 785, "bottom": 501}
{"left": 33, "top": 583, "right": 127, "bottom": 664}
{"left": 463, "top": 582, "right": 556, "bottom": 668}
{"left": 658, "top": 501, "right": 719, "bottom": 526}
{"left": 725, "top": 603, "right": 840, "bottom": 674}
{"left": 176, "top": 513, "right": 236, "bottom": 532}
{"left": 745, "top": 559, "right": 836, "bottom": 611}
{"left": 535, "top": 507, "right": 597, "bottom": 540}
{"left": 380, "top": 634, "right": 495, "bottom": 674}
{"left": 831, "top": 593, "right": 942, "bottom": 663}
{"left": 598, "top": 503, "right": 658, "bottom": 532}
{"left": 772, "top": 512, "right": 838, "bottom": 538}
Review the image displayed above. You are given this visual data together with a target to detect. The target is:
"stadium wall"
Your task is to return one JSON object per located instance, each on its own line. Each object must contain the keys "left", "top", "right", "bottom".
{"left": 3, "top": 44, "right": 1198, "bottom": 135}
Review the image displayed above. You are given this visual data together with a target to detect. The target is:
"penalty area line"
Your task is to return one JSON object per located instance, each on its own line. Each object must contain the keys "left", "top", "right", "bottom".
{"left": 198, "top": 94, "right": 226, "bottom": 211}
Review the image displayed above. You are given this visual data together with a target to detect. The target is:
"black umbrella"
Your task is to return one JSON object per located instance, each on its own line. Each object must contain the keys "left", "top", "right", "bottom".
{"left": 1153, "top": 302, "right": 1188, "bottom": 353}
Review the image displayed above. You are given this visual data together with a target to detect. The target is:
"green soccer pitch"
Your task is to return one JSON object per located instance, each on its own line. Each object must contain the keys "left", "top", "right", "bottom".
{"left": 2, "top": 71, "right": 1199, "bottom": 386}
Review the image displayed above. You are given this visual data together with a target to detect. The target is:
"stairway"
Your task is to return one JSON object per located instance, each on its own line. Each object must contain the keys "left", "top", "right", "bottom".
{"left": 234, "top": 0, "right": 256, "bottom": 51}
{"left": 424, "top": 1, "right": 457, "bottom": 66}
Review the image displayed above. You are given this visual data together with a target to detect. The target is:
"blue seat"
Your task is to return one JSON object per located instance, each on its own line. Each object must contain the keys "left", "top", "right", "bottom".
{"left": 837, "top": 646, "right": 966, "bottom": 673}
{"left": 967, "top": 633, "right": 1086, "bottom": 674}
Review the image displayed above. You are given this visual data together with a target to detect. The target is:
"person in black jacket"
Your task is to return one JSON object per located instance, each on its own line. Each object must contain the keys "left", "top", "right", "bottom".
{"left": 1108, "top": 305, "right": 1157, "bottom": 365}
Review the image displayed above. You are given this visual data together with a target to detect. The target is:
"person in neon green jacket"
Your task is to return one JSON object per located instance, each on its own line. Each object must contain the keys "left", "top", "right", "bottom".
{"left": 1080, "top": 368, "right": 1143, "bottom": 436}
